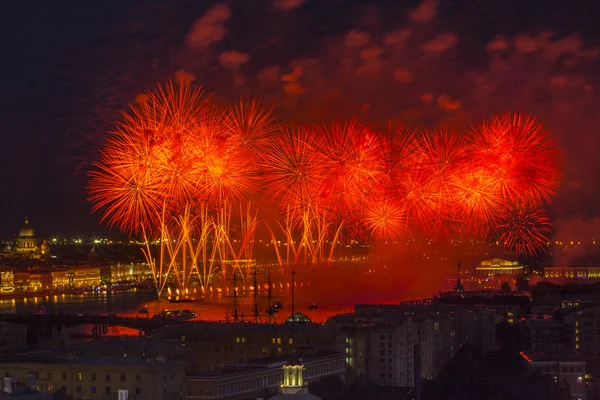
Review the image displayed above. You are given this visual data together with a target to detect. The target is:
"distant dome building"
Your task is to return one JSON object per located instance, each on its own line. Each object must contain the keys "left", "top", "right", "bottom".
{"left": 16, "top": 218, "right": 38, "bottom": 255}
{"left": 40, "top": 239, "right": 50, "bottom": 256}
{"left": 285, "top": 313, "right": 311, "bottom": 325}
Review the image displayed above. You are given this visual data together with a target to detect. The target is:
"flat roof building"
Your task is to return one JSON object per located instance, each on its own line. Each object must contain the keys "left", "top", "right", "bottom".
{"left": 0, "top": 353, "right": 186, "bottom": 400}
{"left": 185, "top": 353, "right": 345, "bottom": 400}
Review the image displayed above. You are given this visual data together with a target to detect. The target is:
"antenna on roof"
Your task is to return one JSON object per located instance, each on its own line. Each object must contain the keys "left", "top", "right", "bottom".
{"left": 291, "top": 270, "right": 296, "bottom": 353}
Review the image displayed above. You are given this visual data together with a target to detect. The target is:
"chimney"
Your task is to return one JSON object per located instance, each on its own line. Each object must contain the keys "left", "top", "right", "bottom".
{"left": 27, "top": 372, "right": 36, "bottom": 391}
{"left": 4, "top": 377, "right": 13, "bottom": 394}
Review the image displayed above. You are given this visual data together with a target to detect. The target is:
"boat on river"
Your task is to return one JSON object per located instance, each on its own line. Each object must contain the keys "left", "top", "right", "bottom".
{"left": 156, "top": 309, "right": 197, "bottom": 321}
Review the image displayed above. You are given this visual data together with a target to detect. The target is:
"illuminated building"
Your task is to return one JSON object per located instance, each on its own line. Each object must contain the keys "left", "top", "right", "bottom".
{"left": 104, "top": 263, "right": 153, "bottom": 284}
{"left": 68, "top": 267, "right": 101, "bottom": 288}
{"left": 1, "top": 271, "right": 15, "bottom": 293}
{"left": 50, "top": 270, "right": 69, "bottom": 288}
{"left": 543, "top": 266, "right": 600, "bottom": 280}
{"left": 185, "top": 353, "right": 343, "bottom": 400}
{"left": 13, "top": 272, "right": 32, "bottom": 291}
{"left": 476, "top": 258, "right": 524, "bottom": 279}
{"left": 16, "top": 218, "right": 38, "bottom": 255}
{"left": 520, "top": 351, "right": 587, "bottom": 400}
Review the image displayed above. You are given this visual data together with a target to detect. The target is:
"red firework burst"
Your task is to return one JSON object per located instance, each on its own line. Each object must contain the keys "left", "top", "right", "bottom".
{"left": 469, "top": 111, "right": 560, "bottom": 207}
{"left": 89, "top": 78, "right": 561, "bottom": 255}
{"left": 497, "top": 207, "right": 551, "bottom": 255}
{"left": 363, "top": 197, "right": 407, "bottom": 242}
{"left": 89, "top": 81, "right": 209, "bottom": 233}
{"left": 315, "top": 120, "right": 386, "bottom": 219}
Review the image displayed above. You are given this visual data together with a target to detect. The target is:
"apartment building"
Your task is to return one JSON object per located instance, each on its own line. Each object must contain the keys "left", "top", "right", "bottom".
{"left": 156, "top": 322, "right": 347, "bottom": 373}
{"left": 0, "top": 354, "right": 186, "bottom": 400}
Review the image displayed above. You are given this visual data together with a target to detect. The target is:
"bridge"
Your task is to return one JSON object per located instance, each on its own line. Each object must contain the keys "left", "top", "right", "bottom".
{"left": 0, "top": 313, "right": 186, "bottom": 336}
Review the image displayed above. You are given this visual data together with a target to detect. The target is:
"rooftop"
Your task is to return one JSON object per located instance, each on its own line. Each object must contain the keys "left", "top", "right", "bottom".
{"left": 0, "top": 352, "right": 184, "bottom": 370}
{"left": 520, "top": 350, "right": 585, "bottom": 364}
{"left": 188, "top": 352, "right": 345, "bottom": 380}
{"left": 157, "top": 321, "right": 341, "bottom": 335}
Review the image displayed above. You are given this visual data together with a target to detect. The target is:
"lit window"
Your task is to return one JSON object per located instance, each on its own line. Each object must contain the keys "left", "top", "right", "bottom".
{"left": 289, "top": 338, "right": 293, "bottom": 345}
{"left": 236, "top": 337, "right": 240, "bottom": 343}
{"left": 77, "top": 373, "right": 83, "bottom": 381}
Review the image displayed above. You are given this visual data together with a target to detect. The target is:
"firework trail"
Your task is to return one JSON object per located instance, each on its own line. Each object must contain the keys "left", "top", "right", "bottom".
{"left": 89, "top": 81, "right": 561, "bottom": 296}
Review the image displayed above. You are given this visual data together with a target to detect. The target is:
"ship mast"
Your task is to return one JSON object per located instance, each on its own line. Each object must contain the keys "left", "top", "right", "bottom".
{"left": 267, "top": 272, "right": 273, "bottom": 324}
{"left": 252, "top": 266, "right": 259, "bottom": 323}
{"left": 233, "top": 270, "right": 239, "bottom": 322}
{"left": 291, "top": 270, "right": 296, "bottom": 350}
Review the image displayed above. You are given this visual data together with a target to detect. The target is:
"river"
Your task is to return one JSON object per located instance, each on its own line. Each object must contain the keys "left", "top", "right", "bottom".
{"left": 0, "top": 287, "right": 356, "bottom": 324}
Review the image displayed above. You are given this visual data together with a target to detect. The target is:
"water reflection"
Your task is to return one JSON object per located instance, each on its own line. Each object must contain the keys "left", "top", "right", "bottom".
{"left": 0, "top": 289, "right": 354, "bottom": 323}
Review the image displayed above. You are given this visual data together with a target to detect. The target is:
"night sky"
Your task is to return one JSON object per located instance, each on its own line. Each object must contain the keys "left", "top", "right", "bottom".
{"left": 1, "top": 0, "right": 599, "bottom": 239}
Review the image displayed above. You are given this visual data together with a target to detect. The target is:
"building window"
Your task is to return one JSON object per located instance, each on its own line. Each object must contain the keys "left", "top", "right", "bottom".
{"left": 105, "top": 387, "right": 111, "bottom": 394}
{"left": 289, "top": 338, "right": 293, "bottom": 345}
{"left": 91, "top": 386, "right": 96, "bottom": 393}
{"left": 187, "top": 387, "right": 192, "bottom": 396}
{"left": 136, "top": 388, "right": 141, "bottom": 395}
{"left": 47, "top": 373, "right": 52, "bottom": 380}
{"left": 120, "top": 374, "right": 126, "bottom": 382}
{"left": 196, "top": 387, "right": 201, "bottom": 396}
{"left": 106, "top": 373, "right": 111, "bottom": 382}
{"left": 76, "top": 373, "right": 83, "bottom": 381}
{"left": 62, "top": 373, "right": 67, "bottom": 381}
{"left": 91, "top": 373, "right": 96, "bottom": 381}
{"left": 135, "top": 374, "right": 141, "bottom": 383}
{"left": 76, "top": 386, "right": 82, "bottom": 393}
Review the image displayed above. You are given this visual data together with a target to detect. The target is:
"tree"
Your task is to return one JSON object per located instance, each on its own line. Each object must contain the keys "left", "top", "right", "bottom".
{"left": 515, "top": 275, "right": 529, "bottom": 292}
{"left": 421, "top": 345, "right": 570, "bottom": 400}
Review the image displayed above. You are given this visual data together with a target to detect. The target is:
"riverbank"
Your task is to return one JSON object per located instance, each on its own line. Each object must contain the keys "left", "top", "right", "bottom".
{"left": 0, "top": 283, "right": 155, "bottom": 301}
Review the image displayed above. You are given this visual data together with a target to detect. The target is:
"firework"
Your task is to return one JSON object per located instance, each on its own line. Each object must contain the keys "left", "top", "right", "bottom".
{"left": 364, "top": 197, "right": 407, "bottom": 242}
{"left": 90, "top": 79, "right": 563, "bottom": 294}
{"left": 497, "top": 207, "right": 552, "bottom": 255}
{"left": 469, "top": 112, "right": 560, "bottom": 206}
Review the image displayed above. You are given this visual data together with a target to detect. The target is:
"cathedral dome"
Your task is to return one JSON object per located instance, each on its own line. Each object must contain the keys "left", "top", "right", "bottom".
{"left": 286, "top": 313, "right": 311, "bottom": 324}
{"left": 19, "top": 218, "right": 35, "bottom": 238}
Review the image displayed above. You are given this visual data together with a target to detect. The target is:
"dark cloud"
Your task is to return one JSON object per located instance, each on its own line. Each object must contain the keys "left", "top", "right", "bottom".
{"left": 4, "top": 0, "right": 599, "bottom": 243}
{"left": 176, "top": 0, "right": 600, "bottom": 245}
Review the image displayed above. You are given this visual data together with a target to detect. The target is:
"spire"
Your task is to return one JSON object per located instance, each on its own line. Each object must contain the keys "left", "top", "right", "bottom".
{"left": 24, "top": 217, "right": 29, "bottom": 225}
{"left": 454, "top": 261, "right": 464, "bottom": 293}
